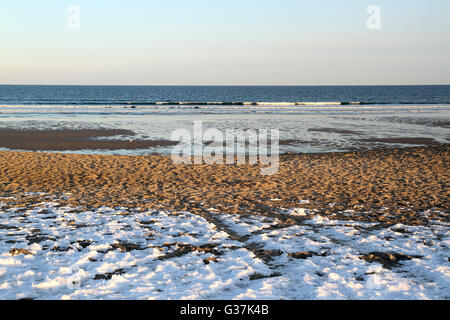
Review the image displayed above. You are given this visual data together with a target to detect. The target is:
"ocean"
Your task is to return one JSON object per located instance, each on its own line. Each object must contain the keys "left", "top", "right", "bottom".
{"left": 0, "top": 85, "right": 449, "bottom": 155}
{"left": 1, "top": 85, "right": 449, "bottom": 106}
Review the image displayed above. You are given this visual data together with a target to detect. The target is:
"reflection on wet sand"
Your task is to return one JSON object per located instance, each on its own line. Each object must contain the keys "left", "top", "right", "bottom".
{"left": 358, "top": 137, "right": 441, "bottom": 145}
{"left": 0, "top": 129, "right": 178, "bottom": 151}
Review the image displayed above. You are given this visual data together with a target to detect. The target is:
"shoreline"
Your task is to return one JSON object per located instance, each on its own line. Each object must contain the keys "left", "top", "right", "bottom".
{"left": 1, "top": 144, "right": 448, "bottom": 225}
{"left": 0, "top": 127, "right": 446, "bottom": 152}
{"left": 2, "top": 104, "right": 450, "bottom": 110}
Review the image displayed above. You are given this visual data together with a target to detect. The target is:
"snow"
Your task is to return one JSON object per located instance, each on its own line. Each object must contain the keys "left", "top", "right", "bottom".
{"left": 0, "top": 201, "right": 448, "bottom": 300}
{"left": 285, "top": 208, "right": 310, "bottom": 216}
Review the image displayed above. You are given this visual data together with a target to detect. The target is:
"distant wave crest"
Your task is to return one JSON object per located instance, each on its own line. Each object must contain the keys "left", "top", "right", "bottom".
{"left": 125, "top": 101, "right": 449, "bottom": 106}
{"left": 1, "top": 101, "right": 450, "bottom": 108}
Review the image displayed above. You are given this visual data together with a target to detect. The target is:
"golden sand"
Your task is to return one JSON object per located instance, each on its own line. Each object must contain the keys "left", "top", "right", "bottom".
{"left": 0, "top": 145, "right": 448, "bottom": 225}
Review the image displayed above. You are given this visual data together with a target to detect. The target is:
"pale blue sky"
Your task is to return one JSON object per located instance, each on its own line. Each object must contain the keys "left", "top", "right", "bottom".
{"left": 1, "top": 0, "right": 449, "bottom": 85}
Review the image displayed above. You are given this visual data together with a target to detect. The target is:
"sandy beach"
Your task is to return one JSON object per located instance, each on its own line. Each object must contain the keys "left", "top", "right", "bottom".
{"left": 1, "top": 144, "right": 448, "bottom": 224}
{"left": 0, "top": 144, "right": 449, "bottom": 299}
{"left": 0, "top": 99, "right": 449, "bottom": 300}
{"left": 0, "top": 124, "right": 448, "bottom": 300}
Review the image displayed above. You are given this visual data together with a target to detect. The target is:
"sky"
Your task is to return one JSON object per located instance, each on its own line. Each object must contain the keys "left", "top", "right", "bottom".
{"left": 1, "top": 0, "right": 449, "bottom": 85}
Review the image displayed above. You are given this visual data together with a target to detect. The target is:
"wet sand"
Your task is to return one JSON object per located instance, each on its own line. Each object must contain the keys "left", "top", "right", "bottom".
{"left": 0, "top": 144, "right": 448, "bottom": 225}
{"left": 0, "top": 129, "right": 178, "bottom": 151}
{"left": 308, "top": 127, "right": 363, "bottom": 135}
{"left": 359, "top": 137, "right": 440, "bottom": 145}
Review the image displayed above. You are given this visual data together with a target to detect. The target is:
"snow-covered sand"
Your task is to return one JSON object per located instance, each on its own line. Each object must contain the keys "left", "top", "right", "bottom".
{"left": 0, "top": 199, "right": 448, "bottom": 300}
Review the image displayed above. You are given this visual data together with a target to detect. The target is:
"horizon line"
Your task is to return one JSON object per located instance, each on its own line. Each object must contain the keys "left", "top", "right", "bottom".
{"left": 1, "top": 83, "right": 450, "bottom": 87}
